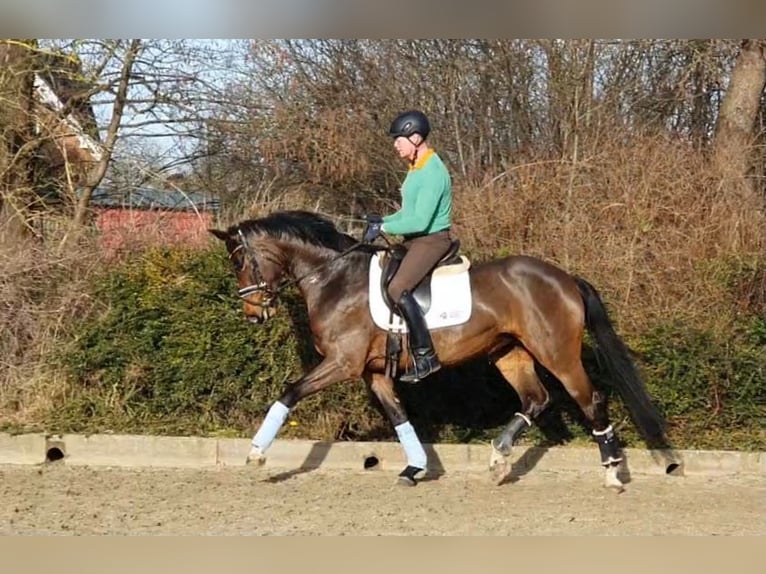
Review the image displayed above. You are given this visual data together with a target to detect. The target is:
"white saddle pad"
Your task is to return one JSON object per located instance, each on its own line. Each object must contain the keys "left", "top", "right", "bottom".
{"left": 368, "top": 253, "right": 473, "bottom": 332}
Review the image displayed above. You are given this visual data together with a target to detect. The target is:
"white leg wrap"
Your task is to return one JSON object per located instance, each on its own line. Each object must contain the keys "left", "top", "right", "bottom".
{"left": 251, "top": 401, "right": 290, "bottom": 453}
{"left": 395, "top": 421, "right": 427, "bottom": 469}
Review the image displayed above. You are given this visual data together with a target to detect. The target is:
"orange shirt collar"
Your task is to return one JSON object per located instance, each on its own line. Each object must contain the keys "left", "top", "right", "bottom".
{"left": 409, "top": 148, "right": 434, "bottom": 171}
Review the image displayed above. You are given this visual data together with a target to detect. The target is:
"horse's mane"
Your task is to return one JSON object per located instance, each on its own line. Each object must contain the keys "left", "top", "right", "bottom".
{"left": 235, "top": 210, "right": 358, "bottom": 252}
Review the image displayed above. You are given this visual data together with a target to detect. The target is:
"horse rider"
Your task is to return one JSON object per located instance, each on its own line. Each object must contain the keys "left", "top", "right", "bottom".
{"left": 364, "top": 109, "right": 453, "bottom": 383}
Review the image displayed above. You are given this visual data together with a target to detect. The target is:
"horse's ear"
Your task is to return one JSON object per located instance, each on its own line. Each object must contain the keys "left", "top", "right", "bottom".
{"left": 208, "top": 228, "right": 229, "bottom": 242}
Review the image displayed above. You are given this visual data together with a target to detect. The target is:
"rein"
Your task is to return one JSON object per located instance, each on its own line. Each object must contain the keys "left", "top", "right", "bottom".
{"left": 275, "top": 241, "right": 369, "bottom": 292}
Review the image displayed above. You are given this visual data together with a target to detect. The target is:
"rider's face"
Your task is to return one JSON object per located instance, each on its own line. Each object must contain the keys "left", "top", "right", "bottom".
{"left": 394, "top": 135, "right": 419, "bottom": 160}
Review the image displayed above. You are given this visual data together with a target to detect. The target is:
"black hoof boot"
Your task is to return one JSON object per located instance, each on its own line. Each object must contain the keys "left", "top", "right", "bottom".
{"left": 397, "top": 465, "right": 425, "bottom": 486}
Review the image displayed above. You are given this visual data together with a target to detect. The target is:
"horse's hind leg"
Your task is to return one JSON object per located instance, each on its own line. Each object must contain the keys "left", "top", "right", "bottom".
{"left": 489, "top": 346, "right": 550, "bottom": 485}
{"left": 535, "top": 354, "right": 625, "bottom": 492}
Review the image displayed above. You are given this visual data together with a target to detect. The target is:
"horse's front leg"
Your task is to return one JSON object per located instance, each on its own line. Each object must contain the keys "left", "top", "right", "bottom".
{"left": 364, "top": 371, "right": 428, "bottom": 486}
{"left": 247, "top": 356, "right": 355, "bottom": 466}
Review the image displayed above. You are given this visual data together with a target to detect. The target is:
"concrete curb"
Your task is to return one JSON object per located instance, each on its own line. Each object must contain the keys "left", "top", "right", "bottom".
{"left": 0, "top": 433, "right": 762, "bottom": 477}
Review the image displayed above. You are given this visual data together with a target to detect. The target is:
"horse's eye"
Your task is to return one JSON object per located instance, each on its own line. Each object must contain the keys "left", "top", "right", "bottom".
{"left": 228, "top": 252, "right": 243, "bottom": 272}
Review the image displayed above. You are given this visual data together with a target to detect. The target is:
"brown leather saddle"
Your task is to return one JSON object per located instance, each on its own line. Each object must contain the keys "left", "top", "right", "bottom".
{"left": 379, "top": 239, "right": 462, "bottom": 314}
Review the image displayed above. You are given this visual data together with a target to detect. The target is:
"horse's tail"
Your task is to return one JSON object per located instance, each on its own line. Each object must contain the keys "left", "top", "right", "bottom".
{"left": 574, "top": 276, "right": 668, "bottom": 447}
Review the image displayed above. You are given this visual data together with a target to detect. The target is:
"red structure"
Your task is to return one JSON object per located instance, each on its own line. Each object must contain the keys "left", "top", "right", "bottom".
{"left": 89, "top": 187, "right": 219, "bottom": 255}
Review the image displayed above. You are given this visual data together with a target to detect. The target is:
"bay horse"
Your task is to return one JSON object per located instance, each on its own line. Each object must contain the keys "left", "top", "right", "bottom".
{"left": 209, "top": 210, "right": 676, "bottom": 489}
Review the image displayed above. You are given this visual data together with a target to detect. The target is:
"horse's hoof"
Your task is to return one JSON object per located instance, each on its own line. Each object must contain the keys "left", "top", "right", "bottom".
{"left": 397, "top": 475, "right": 418, "bottom": 487}
{"left": 246, "top": 455, "right": 266, "bottom": 466}
{"left": 604, "top": 464, "right": 625, "bottom": 493}
{"left": 606, "top": 481, "right": 625, "bottom": 494}
{"left": 490, "top": 460, "right": 512, "bottom": 486}
{"left": 396, "top": 465, "right": 424, "bottom": 487}
{"left": 246, "top": 446, "right": 266, "bottom": 467}
{"left": 489, "top": 444, "right": 512, "bottom": 485}
{"left": 609, "top": 485, "right": 625, "bottom": 494}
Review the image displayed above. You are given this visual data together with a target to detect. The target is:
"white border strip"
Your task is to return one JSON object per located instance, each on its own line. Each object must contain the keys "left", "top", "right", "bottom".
{"left": 0, "top": 433, "right": 762, "bottom": 477}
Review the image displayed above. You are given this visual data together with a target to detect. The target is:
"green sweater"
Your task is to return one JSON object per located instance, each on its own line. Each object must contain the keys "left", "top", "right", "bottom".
{"left": 382, "top": 149, "right": 452, "bottom": 237}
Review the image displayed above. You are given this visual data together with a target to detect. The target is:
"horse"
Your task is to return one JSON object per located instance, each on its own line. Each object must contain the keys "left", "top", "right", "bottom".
{"left": 209, "top": 209, "right": 677, "bottom": 489}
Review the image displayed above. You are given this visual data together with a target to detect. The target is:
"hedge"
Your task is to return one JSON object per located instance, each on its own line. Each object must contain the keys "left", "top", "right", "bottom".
{"left": 37, "top": 245, "right": 764, "bottom": 451}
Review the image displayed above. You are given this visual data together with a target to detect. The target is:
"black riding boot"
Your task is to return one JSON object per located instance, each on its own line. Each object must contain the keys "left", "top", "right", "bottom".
{"left": 397, "top": 290, "right": 441, "bottom": 383}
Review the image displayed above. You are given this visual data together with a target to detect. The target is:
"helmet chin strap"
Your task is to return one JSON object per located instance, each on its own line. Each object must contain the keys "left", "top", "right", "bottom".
{"left": 407, "top": 136, "right": 423, "bottom": 165}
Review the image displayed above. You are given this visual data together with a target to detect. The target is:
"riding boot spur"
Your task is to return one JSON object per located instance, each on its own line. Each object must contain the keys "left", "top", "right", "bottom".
{"left": 396, "top": 290, "right": 441, "bottom": 383}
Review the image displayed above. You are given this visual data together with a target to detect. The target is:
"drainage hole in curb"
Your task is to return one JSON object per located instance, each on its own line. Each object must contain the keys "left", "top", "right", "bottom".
{"left": 363, "top": 455, "right": 379, "bottom": 470}
{"left": 46, "top": 447, "right": 65, "bottom": 462}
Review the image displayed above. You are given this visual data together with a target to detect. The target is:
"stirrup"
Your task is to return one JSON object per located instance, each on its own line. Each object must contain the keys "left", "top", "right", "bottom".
{"left": 399, "top": 352, "right": 441, "bottom": 383}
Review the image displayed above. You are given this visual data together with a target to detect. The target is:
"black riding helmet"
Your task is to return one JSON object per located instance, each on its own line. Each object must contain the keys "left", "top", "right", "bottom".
{"left": 388, "top": 110, "right": 430, "bottom": 140}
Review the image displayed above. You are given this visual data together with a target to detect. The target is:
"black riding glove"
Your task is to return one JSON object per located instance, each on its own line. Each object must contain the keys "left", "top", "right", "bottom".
{"left": 362, "top": 214, "right": 384, "bottom": 242}
{"left": 363, "top": 220, "right": 384, "bottom": 243}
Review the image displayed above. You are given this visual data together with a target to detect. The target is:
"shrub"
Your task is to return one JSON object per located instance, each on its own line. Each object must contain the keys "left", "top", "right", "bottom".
{"left": 634, "top": 316, "right": 765, "bottom": 450}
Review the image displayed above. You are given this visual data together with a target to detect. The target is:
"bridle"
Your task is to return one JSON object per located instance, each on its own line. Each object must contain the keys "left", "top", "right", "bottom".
{"left": 231, "top": 227, "right": 375, "bottom": 311}
{"left": 231, "top": 229, "right": 278, "bottom": 309}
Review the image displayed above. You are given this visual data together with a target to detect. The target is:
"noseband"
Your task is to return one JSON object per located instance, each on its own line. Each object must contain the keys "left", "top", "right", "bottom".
{"left": 237, "top": 279, "right": 277, "bottom": 307}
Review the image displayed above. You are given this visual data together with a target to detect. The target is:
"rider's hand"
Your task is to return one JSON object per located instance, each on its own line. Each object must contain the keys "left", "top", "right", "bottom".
{"left": 363, "top": 220, "right": 383, "bottom": 243}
